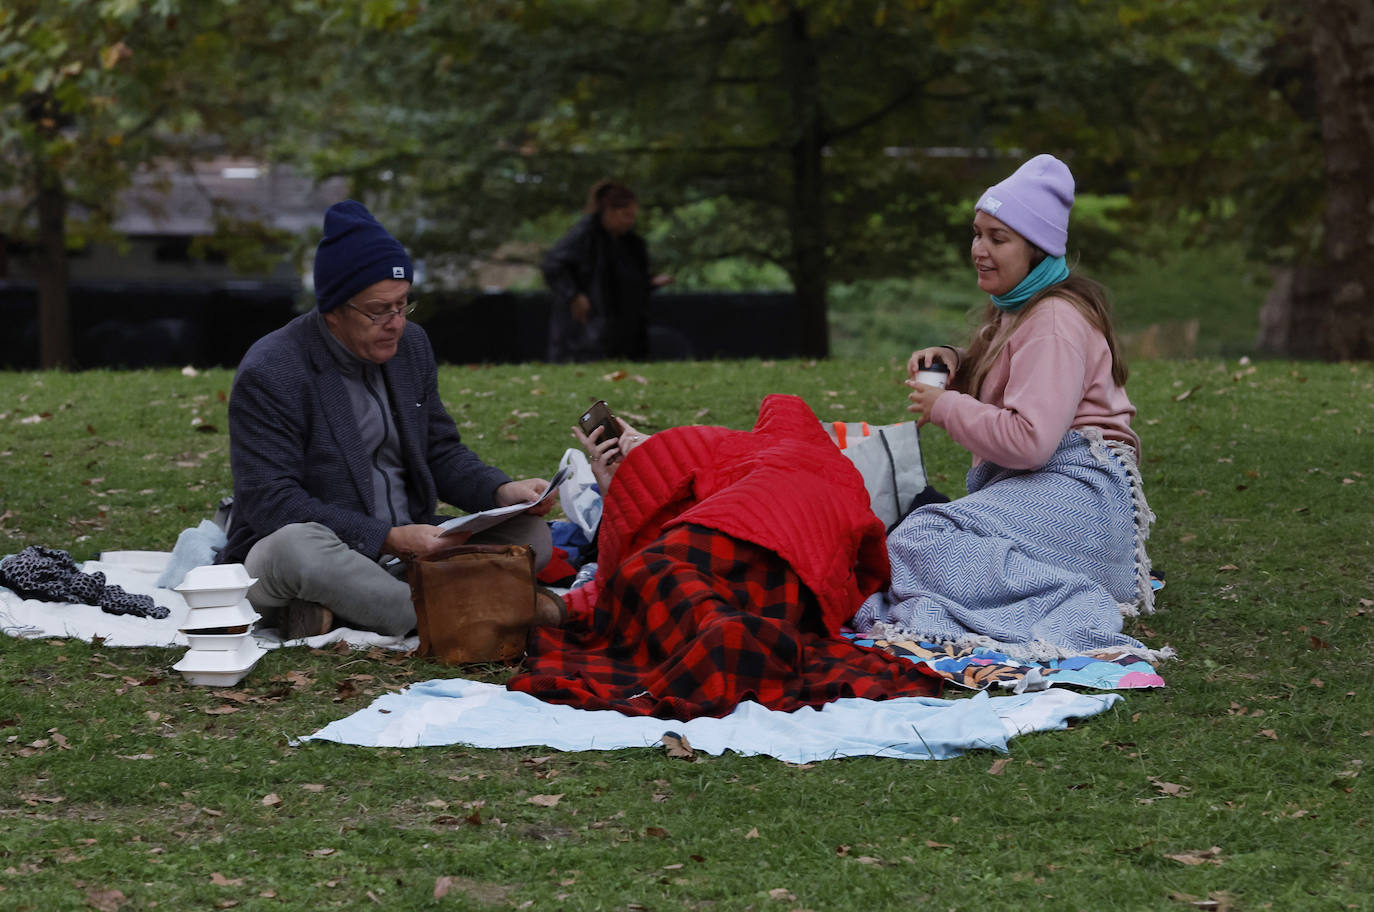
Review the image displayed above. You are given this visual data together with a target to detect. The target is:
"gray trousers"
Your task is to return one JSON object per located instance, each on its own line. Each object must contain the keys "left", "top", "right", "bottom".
{"left": 243, "top": 515, "right": 553, "bottom": 637}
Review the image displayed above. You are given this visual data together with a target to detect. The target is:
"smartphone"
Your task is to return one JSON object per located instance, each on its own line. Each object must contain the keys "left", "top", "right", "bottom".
{"left": 579, "top": 400, "right": 620, "bottom": 443}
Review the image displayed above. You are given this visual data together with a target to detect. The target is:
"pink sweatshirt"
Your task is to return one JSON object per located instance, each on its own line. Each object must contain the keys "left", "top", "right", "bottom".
{"left": 929, "top": 297, "right": 1139, "bottom": 470}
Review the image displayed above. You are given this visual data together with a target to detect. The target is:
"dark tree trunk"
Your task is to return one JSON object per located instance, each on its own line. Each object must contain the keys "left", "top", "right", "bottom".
{"left": 780, "top": 7, "right": 830, "bottom": 359}
{"left": 1264, "top": 0, "right": 1374, "bottom": 359}
{"left": 36, "top": 161, "right": 72, "bottom": 370}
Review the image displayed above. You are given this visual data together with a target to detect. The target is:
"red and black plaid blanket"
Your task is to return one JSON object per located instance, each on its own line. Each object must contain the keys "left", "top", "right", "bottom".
{"left": 507, "top": 524, "right": 941, "bottom": 719}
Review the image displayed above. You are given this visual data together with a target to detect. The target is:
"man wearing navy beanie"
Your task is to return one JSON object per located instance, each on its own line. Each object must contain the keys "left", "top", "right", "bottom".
{"left": 220, "top": 201, "right": 557, "bottom": 640}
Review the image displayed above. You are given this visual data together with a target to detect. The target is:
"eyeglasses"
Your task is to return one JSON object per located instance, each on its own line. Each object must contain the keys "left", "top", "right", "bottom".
{"left": 345, "top": 301, "right": 417, "bottom": 325}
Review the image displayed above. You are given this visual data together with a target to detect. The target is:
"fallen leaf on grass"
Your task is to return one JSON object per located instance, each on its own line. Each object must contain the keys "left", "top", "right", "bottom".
{"left": 924, "top": 840, "right": 953, "bottom": 849}
{"left": 1169, "top": 892, "right": 1233, "bottom": 910}
{"left": 210, "top": 873, "right": 245, "bottom": 886}
{"left": 85, "top": 888, "right": 126, "bottom": 911}
{"left": 527, "top": 794, "right": 562, "bottom": 807}
{"left": 433, "top": 876, "right": 514, "bottom": 904}
{"left": 204, "top": 705, "right": 239, "bottom": 715}
{"left": 1217, "top": 564, "right": 1239, "bottom": 572}
{"left": 307, "top": 848, "right": 336, "bottom": 857}
{"left": 1164, "top": 846, "right": 1224, "bottom": 866}
{"left": 768, "top": 888, "right": 796, "bottom": 901}
{"left": 1148, "top": 777, "right": 1190, "bottom": 797}
{"left": 301, "top": 783, "right": 325, "bottom": 792}
{"left": 661, "top": 731, "right": 695, "bottom": 759}
{"left": 745, "top": 827, "right": 760, "bottom": 839}
{"left": 261, "top": 793, "right": 282, "bottom": 807}
{"left": 987, "top": 758, "right": 1011, "bottom": 775}
{"left": 587, "top": 810, "right": 625, "bottom": 830}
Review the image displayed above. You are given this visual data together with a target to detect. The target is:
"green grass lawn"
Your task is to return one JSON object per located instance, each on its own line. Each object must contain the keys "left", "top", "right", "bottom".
{"left": 1, "top": 357, "right": 1371, "bottom": 911}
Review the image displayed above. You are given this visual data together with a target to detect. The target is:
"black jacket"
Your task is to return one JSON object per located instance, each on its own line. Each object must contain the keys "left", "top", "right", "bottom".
{"left": 541, "top": 213, "right": 652, "bottom": 361}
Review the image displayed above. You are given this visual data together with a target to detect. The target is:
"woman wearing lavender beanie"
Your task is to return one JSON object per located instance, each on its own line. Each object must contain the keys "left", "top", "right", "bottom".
{"left": 852, "top": 154, "right": 1162, "bottom": 661}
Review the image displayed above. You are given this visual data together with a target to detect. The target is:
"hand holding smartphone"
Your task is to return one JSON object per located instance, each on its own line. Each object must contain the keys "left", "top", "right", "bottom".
{"left": 578, "top": 399, "right": 620, "bottom": 443}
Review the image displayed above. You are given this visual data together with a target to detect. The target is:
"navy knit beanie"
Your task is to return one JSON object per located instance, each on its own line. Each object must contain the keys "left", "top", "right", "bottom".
{"left": 313, "top": 200, "right": 413, "bottom": 313}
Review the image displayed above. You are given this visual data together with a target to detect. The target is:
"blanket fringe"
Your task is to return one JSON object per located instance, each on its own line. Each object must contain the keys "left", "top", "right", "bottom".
{"left": 1084, "top": 429, "right": 1156, "bottom": 618}
{"left": 867, "top": 623, "right": 1176, "bottom": 665}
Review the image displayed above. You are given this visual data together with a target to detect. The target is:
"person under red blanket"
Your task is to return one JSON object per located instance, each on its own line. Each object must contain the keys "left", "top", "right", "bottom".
{"left": 505, "top": 394, "right": 941, "bottom": 719}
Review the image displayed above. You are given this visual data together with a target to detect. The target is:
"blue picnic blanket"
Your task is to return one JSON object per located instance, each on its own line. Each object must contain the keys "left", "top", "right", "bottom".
{"left": 300, "top": 677, "right": 1122, "bottom": 762}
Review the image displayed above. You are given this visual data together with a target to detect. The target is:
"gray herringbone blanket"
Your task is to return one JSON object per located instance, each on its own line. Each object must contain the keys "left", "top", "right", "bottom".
{"left": 853, "top": 429, "right": 1159, "bottom": 661}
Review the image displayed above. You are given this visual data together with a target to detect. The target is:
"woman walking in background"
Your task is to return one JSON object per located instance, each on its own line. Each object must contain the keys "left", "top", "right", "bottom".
{"left": 542, "top": 179, "right": 672, "bottom": 362}
{"left": 855, "top": 154, "right": 1160, "bottom": 660}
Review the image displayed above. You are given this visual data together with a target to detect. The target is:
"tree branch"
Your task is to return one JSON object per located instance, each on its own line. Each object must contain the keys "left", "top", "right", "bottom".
{"left": 827, "top": 84, "right": 922, "bottom": 143}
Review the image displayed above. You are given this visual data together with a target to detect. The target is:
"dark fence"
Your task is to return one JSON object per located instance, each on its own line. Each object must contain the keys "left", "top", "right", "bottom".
{"left": 421, "top": 290, "right": 802, "bottom": 363}
{"left": 0, "top": 280, "right": 299, "bottom": 370}
{"left": 1, "top": 283, "right": 802, "bottom": 368}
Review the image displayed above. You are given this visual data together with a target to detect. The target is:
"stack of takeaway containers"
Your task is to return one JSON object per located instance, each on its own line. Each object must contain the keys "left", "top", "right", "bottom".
{"left": 171, "top": 564, "right": 266, "bottom": 686}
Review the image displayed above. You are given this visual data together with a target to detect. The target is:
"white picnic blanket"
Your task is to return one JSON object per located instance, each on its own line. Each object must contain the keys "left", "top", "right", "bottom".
{"left": 0, "top": 553, "right": 415, "bottom": 652}
{"left": 4, "top": 551, "right": 1123, "bottom": 763}
{"left": 301, "top": 677, "right": 1122, "bottom": 763}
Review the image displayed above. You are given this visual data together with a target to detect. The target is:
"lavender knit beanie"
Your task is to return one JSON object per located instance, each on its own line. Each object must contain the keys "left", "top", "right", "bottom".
{"left": 313, "top": 201, "right": 413, "bottom": 312}
{"left": 975, "top": 154, "right": 1075, "bottom": 257}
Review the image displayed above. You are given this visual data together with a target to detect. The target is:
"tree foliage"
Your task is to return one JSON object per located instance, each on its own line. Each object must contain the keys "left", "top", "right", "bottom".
{"left": 284, "top": 0, "right": 1033, "bottom": 356}
{"left": 285, "top": 0, "right": 1347, "bottom": 357}
{"left": 3, "top": 0, "right": 1362, "bottom": 361}
{"left": 0, "top": 1, "right": 323, "bottom": 367}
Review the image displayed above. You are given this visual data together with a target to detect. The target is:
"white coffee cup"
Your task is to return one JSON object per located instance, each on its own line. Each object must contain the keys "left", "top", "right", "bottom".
{"left": 914, "top": 364, "right": 949, "bottom": 389}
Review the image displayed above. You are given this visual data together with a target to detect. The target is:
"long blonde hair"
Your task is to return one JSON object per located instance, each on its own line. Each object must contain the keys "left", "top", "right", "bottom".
{"left": 954, "top": 269, "right": 1128, "bottom": 399}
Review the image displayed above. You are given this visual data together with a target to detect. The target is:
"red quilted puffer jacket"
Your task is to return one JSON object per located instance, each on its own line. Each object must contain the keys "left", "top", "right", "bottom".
{"left": 568, "top": 394, "right": 889, "bottom": 634}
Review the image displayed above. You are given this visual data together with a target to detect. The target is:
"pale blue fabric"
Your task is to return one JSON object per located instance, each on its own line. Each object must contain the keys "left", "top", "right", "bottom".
{"left": 155, "top": 520, "right": 227, "bottom": 589}
{"left": 855, "top": 430, "right": 1146, "bottom": 659}
{"left": 300, "top": 677, "right": 1121, "bottom": 762}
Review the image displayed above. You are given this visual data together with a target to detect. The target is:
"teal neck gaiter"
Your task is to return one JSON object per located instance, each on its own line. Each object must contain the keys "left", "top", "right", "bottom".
{"left": 992, "top": 255, "right": 1070, "bottom": 312}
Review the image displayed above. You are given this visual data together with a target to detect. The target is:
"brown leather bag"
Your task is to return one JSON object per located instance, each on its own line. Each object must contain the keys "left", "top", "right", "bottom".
{"left": 407, "top": 543, "right": 536, "bottom": 665}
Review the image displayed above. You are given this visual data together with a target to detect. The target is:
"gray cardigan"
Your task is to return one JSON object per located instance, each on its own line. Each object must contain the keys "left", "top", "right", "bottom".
{"left": 220, "top": 312, "right": 510, "bottom": 563}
